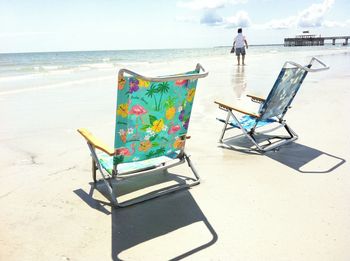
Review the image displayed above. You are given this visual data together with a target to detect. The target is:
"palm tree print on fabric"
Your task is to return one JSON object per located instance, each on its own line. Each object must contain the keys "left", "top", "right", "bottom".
{"left": 114, "top": 72, "right": 199, "bottom": 164}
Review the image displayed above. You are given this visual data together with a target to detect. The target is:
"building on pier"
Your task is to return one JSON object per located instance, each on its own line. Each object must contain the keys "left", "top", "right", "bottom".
{"left": 284, "top": 31, "right": 349, "bottom": 46}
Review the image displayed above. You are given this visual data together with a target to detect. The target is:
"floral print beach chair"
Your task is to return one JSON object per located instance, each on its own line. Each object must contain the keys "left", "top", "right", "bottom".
{"left": 78, "top": 64, "right": 208, "bottom": 207}
{"left": 215, "top": 57, "right": 329, "bottom": 152}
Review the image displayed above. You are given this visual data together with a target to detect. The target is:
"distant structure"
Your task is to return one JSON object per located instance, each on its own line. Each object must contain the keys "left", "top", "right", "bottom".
{"left": 284, "top": 31, "right": 349, "bottom": 46}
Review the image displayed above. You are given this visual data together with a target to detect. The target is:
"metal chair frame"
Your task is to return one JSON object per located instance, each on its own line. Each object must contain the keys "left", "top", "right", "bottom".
{"left": 80, "top": 64, "right": 208, "bottom": 207}
{"left": 216, "top": 57, "right": 329, "bottom": 152}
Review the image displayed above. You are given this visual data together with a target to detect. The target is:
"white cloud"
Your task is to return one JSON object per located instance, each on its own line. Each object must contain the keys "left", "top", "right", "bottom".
{"left": 198, "top": 10, "right": 251, "bottom": 28}
{"left": 224, "top": 11, "right": 251, "bottom": 28}
{"left": 297, "top": 0, "right": 335, "bottom": 27}
{"left": 175, "top": 16, "right": 198, "bottom": 23}
{"left": 261, "top": 0, "right": 343, "bottom": 29}
{"left": 0, "top": 31, "right": 52, "bottom": 38}
{"left": 263, "top": 16, "right": 298, "bottom": 30}
{"left": 177, "top": 0, "right": 250, "bottom": 28}
{"left": 322, "top": 20, "right": 346, "bottom": 28}
{"left": 200, "top": 10, "right": 223, "bottom": 26}
{"left": 178, "top": 0, "right": 346, "bottom": 31}
{"left": 177, "top": 0, "right": 246, "bottom": 10}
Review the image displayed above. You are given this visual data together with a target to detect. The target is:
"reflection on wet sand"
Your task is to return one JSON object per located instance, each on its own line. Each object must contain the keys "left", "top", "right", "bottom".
{"left": 232, "top": 65, "right": 247, "bottom": 99}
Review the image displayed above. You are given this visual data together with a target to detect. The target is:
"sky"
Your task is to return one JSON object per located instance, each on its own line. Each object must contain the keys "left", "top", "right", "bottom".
{"left": 0, "top": 0, "right": 349, "bottom": 53}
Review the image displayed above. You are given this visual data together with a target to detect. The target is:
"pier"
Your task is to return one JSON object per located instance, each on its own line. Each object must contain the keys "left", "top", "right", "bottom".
{"left": 284, "top": 33, "right": 349, "bottom": 46}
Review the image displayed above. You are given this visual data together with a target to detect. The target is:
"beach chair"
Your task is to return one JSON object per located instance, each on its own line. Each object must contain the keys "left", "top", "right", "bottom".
{"left": 78, "top": 64, "right": 208, "bottom": 207}
{"left": 215, "top": 57, "right": 329, "bottom": 152}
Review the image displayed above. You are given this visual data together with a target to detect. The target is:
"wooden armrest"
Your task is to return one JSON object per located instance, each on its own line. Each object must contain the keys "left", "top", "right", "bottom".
{"left": 214, "top": 101, "right": 260, "bottom": 118}
{"left": 77, "top": 128, "right": 115, "bottom": 156}
{"left": 246, "top": 94, "right": 265, "bottom": 103}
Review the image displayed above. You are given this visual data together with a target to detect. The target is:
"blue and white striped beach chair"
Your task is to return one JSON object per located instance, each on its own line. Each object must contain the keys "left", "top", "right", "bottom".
{"left": 215, "top": 57, "right": 329, "bottom": 152}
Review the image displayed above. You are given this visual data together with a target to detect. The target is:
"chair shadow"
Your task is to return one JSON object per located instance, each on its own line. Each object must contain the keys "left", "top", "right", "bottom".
{"left": 74, "top": 184, "right": 218, "bottom": 260}
{"left": 74, "top": 187, "right": 111, "bottom": 215}
{"left": 84, "top": 167, "right": 200, "bottom": 206}
{"left": 265, "top": 142, "right": 346, "bottom": 174}
{"left": 220, "top": 134, "right": 345, "bottom": 173}
{"left": 218, "top": 133, "right": 268, "bottom": 155}
{"left": 111, "top": 191, "right": 218, "bottom": 260}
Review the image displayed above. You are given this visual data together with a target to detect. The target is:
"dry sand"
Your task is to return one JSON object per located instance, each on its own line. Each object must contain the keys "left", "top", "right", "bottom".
{"left": 1, "top": 52, "right": 350, "bottom": 260}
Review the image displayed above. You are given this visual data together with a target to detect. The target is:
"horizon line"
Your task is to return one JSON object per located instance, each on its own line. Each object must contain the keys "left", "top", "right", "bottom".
{"left": 0, "top": 44, "right": 286, "bottom": 55}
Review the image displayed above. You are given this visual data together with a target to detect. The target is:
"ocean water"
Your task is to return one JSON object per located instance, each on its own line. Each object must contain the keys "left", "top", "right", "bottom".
{"left": 0, "top": 44, "right": 349, "bottom": 92}
{"left": 0, "top": 48, "right": 227, "bottom": 80}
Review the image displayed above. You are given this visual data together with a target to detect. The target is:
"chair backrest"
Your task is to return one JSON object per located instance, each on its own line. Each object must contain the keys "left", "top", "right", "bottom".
{"left": 258, "top": 66, "right": 308, "bottom": 120}
{"left": 113, "top": 64, "right": 208, "bottom": 165}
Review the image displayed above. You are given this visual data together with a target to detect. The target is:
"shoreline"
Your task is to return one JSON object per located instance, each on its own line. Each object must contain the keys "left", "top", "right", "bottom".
{"left": 1, "top": 45, "right": 349, "bottom": 82}
{"left": 1, "top": 47, "right": 349, "bottom": 95}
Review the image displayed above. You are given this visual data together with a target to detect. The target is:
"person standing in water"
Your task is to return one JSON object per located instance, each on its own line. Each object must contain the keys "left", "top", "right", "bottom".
{"left": 233, "top": 28, "right": 248, "bottom": 65}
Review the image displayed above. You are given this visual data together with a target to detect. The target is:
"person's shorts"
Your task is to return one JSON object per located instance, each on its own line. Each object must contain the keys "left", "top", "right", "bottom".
{"left": 235, "top": 47, "right": 246, "bottom": 56}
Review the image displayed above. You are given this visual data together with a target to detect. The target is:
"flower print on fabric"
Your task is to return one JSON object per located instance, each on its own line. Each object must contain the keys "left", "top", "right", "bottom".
{"left": 186, "top": 88, "right": 195, "bottom": 102}
{"left": 138, "top": 79, "right": 150, "bottom": 88}
{"left": 183, "top": 118, "right": 190, "bottom": 130}
{"left": 175, "top": 79, "right": 187, "bottom": 86}
{"left": 173, "top": 137, "right": 185, "bottom": 149}
{"left": 118, "top": 77, "right": 126, "bottom": 90}
{"left": 116, "top": 143, "right": 136, "bottom": 156}
{"left": 151, "top": 119, "right": 165, "bottom": 133}
{"left": 114, "top": 71, "right": 200, "bottom": 164}
{"left": 119, "top": 129, "right": 127, "bottom": 143}
{"left": 139, "top": 140, "right": 152, "bottom": 152}
{"left": 117, "top": 103, "right": 129, "bottom": 118}
{"left": 129, "top": 78, "right": 140, "bottom": 93}
{"left": 168, "top": 124, "right": 181, "bottom": 134}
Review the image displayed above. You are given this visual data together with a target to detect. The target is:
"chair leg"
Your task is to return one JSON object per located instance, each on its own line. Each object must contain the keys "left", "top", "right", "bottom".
{"left": 92, "top": 158, "right": 97, "bottom": 183}
{"left": 85, "top": 143, "right": 200, "bottom": 208}
{"left": 184, "top": 153, "right": 200, "bottom": 183}
{"left": 219, "top": 109, "right": 300, "bottom": 152}
{"left": 284, "top": 122, "right": 298, "bottom": 140}
{"left": 86, "top": 143, "right": 118, "bottom": 206}
{"left": 256, "top": 122, "right": 298, "bottom": 152}
{"left": 228, "top": 111, "right": 264, "bottom": 151}
{"left": 114, "top": 154, "right": 200, "bottom": 208}
{"left": 219, "top": 111, "right": 231, "bottom": 142}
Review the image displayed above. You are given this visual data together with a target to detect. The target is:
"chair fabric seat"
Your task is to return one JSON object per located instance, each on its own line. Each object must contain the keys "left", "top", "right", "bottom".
{"left": 218, "top": 115, "right": 277, "bottom": 131}
{"left": 97, "top": 151, "right": 180, "bottom": 175}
